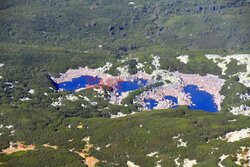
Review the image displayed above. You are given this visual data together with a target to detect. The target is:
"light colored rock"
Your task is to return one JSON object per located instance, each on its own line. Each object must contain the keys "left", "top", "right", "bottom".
{"left": 117, "top": 65, "right": 130, "bottom": 77}
{"left": 98, "top": 62, "right": 112, "bottom": 73}
{"left": 110, "top": 112, "right": 127, "bottom": 118}
{"left": 147, "top": 151, "right": 158, "bottom": 157}
{"left": 239, "top": 93, "right": 250, "bottom": 101}
{"left": 28, "top": 89, "right": 35, "bottom": 94}
{"left": 177, "top": 55, "right": 189, "bottom": 64}
{"left": 127, "top": 161, "right": 140, "bottom": 167}
{"left": 177, "top": 138, "right": 187, "bottom": 147}
{"left": 128, "top": 2, "right": 135, "bottom": 5}
{"left": 83, "top": 96, "right": 90, "bottom": 101}
{"left": 205, "top": 54, "right": 250, "bottom": 87}
{"left": 136, "top": 63, "right": 144, "bottom": 69}
{"left": 235, "top": 146, "right": 250, "bottom": 167}
{"left": 5, "top": 82, "right": 14, "bottom": 88}
{"left": 90, "top": 102, "right": 97, "bottom": 105}
{"left": 151, "top": 54, "right": 160, "bottom": 70}
{"left": 66, "top": 94, "right": 78, "bottom": 101}
{"left": 172, "top": 134, "right": 180, "bottom": 139}
{"left": 225, "top": 128, "right": 250, "bottom": 142}
{"left": 20, "top": 97, "right": 31, "bottom": 101}
{"left": 183, "top": 159, "right": 197, "bottom": 167}
{"left": 174, "top": 156, "right": 181, "bottom": 167}
{"left": 6, "top": 125, "right": 14, "bottom": 129}
{"left": 218, "top": 154, "right": 229, "bottom": 167}
{"left": 51, "top": 97, "right": 63, "bottom": 106}
{"left": 0, "top": 63, "right": 4, "bottom": 67}
{"left": 155, "top": 160, "right": 162, "bottom": 167}
{"left": 228, "top": 119, "right": 236, "bottom": 122}
{"left": 230, "top": 105, "right": 250, "bottom": 116}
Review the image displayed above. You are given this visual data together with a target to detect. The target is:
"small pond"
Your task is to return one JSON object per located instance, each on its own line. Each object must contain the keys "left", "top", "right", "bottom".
{"left": 144, "top": 98, "right": 159, "bottom": 110}
{"left": 115, "top": 79, "right": 147, "bottom": 96}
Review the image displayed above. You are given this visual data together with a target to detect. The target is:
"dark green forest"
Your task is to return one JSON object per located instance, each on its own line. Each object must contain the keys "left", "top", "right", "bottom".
{"left": 0, "top": 0, "right": 249, "bottom": 166}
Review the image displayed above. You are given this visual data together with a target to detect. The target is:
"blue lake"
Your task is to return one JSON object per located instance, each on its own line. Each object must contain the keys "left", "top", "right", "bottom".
{"left": 143, "top": 85, "right": 218, "bottom": 112}
{"left": 57, "top": 75, "right": 100, "bottom": 91}
{"left": 115, "top": 79, "right": 147, "bottom": 96}
{"left": 164, "top": 96, "right": 178, "bottom": 104}
{"left": 57, "top": 76, "right": 218, "bottom": 112}
{"left": 145, "top": 96, "right": 178, "bottom": 110}
{"left": 184, "top": 85, "right": 218, "bottom": 112}
{"left": 144, "top": 98, "right": 159, "bottom": 110}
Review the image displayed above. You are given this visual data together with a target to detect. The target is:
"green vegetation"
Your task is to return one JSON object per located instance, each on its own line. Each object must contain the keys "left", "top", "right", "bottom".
{"left": 0, "top": 0, "right": 249, "bottom": 166}
{"left": 121, "top": 82, "right": 164, "bottom": 105}
{"left": 225, "top": 59, "right": 247, "bottom": 75}
{"left": 133, "top": 47, "right": 223, "bottom": 76}
{"left": 0, "top": 147, "right": 86, "bottom": 167}
{"left": 221, "top": 156, "right": 241, "bottom": 167}
{"left": 220, "top": 76, "right": 249, "bottom": 108}
{"left": 0, "top": 108, "right": 249, "bottom": 166}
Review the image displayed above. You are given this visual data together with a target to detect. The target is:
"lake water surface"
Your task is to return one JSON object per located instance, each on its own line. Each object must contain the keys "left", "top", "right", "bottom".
{"left": 115, "top": 79, "right": 147, "bottom": 96}
{"left": 184, "top": 85, "right": 218, "bottom": 112}
{"left": 57, "top": 76, "right": 218, "bottom": 112}
{"left": 57, "top": 75, "right": 100, "bottom": 91}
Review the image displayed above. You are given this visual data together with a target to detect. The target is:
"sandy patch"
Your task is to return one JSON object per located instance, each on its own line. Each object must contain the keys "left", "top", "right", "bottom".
{"left": 75, "top": 136, "right": 99, "bottom": 167}
{"left": 68, "top": 138, "right": 73, "bottom": 142}
{"left": 42, "top": 144, "right": 58, "bottom": 149}
{"left": 77, "top": 124, "right": 83, "bottom": 129}
{"left": 1, "top": 142, "right": 35, "bottom": 154}
{"left": 85, "top": 157, "right": 100, "bottom": 167}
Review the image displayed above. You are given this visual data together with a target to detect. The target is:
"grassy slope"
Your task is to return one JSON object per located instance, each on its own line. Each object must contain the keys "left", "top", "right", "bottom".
{"left": 0, "top": 0, "right": 250, "bottom": 166}
{"left": 0, "top": 107, "right": 249, "bottom": 166}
